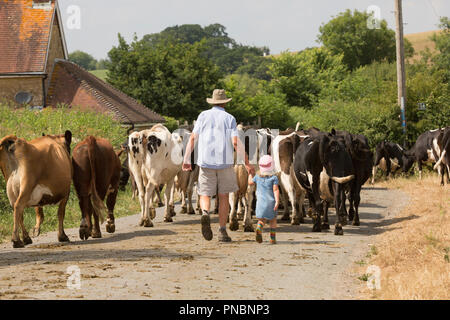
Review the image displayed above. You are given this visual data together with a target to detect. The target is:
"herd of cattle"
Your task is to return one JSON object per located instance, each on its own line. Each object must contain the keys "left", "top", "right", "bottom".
{"left": 0, "top": 123, "right": 448, "bottom": 248}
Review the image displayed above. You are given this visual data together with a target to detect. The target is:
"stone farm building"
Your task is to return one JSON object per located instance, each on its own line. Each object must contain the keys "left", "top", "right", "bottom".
{"left": 0, "top": 0, "right": 165, "bottom": 128}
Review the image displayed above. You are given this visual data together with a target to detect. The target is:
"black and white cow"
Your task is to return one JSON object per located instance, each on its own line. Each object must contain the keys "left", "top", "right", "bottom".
{"left": 371, "top": 141, "right": 408, "bottom": 184}
{"left": 433, "top": 127, "right": 450, "bottom": 185}
{"left": 294, "top": 133, "right": 355, "bottom": 235}
{"left": 403, "top": 128, "right": 448, "bottom": 184}
{"left": 333, "top": 130, "right": 373, "bottom": 226}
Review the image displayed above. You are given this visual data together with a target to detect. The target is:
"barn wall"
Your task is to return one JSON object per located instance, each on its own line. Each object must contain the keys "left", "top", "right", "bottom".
{"left": 0, "top": 77, "right": 44, "bottom": 106}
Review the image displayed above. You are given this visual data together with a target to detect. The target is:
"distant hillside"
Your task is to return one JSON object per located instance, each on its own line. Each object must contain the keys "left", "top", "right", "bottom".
{"left": 405, "top": 30, "right": 441, "bottom": 61}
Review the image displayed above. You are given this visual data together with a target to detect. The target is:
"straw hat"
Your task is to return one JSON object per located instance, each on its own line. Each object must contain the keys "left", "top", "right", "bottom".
{"left": 206, "top": 89, "right": 232, "bottom": 105}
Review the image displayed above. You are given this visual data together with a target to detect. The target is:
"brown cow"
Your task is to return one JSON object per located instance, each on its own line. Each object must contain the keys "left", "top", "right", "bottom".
{"left": 0, "top": 133, "right": 73, "bottom": 248}
{"left": 72, "top": 136, "right": 121, "bottom": 240}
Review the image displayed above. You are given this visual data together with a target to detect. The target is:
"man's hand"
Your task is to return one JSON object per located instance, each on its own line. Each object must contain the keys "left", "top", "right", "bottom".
{"left": 246, "top": 164, "right": 255, "bottom": 176}
{"left": 182, "top": 163, "right": 192, "bottom": 172}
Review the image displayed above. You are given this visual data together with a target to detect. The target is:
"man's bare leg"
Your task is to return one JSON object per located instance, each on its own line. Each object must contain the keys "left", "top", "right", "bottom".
{"left": 200, "top": 195, "right": 213, "bottom": 241}
{"left": 218, "top": 193, "right": 232, "bottom": 242}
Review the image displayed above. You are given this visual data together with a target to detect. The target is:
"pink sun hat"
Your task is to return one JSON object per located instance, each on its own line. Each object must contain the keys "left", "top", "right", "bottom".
{"left": 259, "top": 155, "right": 275, "bottom": 174}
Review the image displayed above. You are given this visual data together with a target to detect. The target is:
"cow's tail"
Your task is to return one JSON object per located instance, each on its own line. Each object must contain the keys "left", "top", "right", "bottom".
{"left": 434, "top": 133, "right": 450, "bottom": 170}
{"left": 434, "top": 150, "right": 447, "bottom": 170}
{"left": 87, "top": 136, "right": 106, "bottom": 224}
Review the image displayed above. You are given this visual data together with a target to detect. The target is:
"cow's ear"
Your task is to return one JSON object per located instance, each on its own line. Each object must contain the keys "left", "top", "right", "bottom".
{"left": 290, "top": 134, "right": 301, "bottom": 153}
{"left": 65, "top": 130, "right": 72, "bottom": 146}
{"left": 1, "top": 139, "right": 16, "bottom": 153}
{"left": 331, "top": 128, "right": 337, "bottom": 136}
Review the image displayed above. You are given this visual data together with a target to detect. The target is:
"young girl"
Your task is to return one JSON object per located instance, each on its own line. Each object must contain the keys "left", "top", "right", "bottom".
{"left": 248, "top": 155, "right": 280, "bottom": 244}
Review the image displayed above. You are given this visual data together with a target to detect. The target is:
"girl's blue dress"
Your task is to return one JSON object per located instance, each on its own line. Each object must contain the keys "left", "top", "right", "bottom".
{"left": 252, "top": 174, "right": 279, "bottom": 220}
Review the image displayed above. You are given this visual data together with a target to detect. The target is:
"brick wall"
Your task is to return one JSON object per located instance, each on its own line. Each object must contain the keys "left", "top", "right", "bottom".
{"left": 0, "top": 77, "right": 44, "bottom": 106}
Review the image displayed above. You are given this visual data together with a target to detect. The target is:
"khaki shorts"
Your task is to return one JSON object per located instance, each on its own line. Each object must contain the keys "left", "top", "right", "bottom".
{"left": 198, "top": 166, "right": 238, "bottom": 196}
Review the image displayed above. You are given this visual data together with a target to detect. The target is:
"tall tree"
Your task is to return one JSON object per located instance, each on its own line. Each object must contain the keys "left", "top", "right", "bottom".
{"left": 317, "top": 9, "right": 413, "bottom": 70}
{"left": 106, "top": 35, "right": 222, "bottom": 121}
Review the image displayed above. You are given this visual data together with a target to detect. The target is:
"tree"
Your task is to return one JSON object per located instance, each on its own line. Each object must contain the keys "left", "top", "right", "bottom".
{"left": 141, "top": 23, "right": 269, "bottom": 75}
{"left": 106, "top": 35, "right": 222, "bottom": 121}
{"left": 68, "top": 50, "right": 98, "bottom": 70}
{"left": 432, "top": 17, "right": 450, "bottom": 82}
{"left": 318, "top": 9, "right": 404, "bottom": 70}
{"left": 269, "top": 47, "right": 348, "bottom": 108}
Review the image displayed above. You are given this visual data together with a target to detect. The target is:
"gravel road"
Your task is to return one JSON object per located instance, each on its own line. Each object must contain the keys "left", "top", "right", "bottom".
{"left": 0, "top": 186, "right": 409, "bottom": 300}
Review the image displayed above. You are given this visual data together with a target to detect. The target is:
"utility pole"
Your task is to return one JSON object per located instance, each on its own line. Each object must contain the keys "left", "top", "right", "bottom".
{"left": 395, "top": 0, "right": 407, "bottom": 147}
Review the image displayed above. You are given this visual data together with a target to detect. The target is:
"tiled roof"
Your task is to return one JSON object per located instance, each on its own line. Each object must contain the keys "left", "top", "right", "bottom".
{"left": 0, "top": 0, "right": 55, "bottom": 74}
{"left": 47, "top": 59, "right": 166, "bottom": 125}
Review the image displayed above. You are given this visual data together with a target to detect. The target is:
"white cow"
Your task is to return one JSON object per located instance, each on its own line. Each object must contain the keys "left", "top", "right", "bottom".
{"left": 128, "top": 124, "right": 183, "bottom": 227}
{"left": 272, "top": 131, "right": 307, "bottom": 225}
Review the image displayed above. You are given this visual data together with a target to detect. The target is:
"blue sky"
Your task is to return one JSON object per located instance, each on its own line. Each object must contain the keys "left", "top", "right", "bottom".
{"left": 59, "top": 0, "right": 449, "bottom": 59}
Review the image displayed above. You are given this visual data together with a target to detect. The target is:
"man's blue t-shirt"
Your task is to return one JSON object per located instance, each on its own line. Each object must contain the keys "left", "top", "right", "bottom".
{"left": 193, "top": 106, "right": 238, "bottom": 169}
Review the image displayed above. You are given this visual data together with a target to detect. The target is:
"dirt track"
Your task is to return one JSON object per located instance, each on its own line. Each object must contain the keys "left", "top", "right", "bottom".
{"left": 0, "top": 186, "right": 409, "bottom": 300}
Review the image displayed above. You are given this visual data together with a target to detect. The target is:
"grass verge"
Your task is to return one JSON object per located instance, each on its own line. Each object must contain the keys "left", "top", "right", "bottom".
{"left": 359, "top": 173, "right": 449, "bottom": 299}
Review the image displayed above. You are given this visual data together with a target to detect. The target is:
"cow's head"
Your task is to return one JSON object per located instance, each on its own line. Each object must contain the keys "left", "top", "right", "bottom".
{"left": 42, "top": 131, "right": 72, "bottom": 154}
{"left": 0, "top": 135, "right": 18, "bottom": 179}
{"left": 402, "top": 153, "right": 415, "bottom": 173}
{"left": 319, "top": 133, "right": 354, "bottom": 183}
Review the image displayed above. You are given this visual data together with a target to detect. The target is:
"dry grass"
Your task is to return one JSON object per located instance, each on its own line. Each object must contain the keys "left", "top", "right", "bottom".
{"left": 361, "top": 173, "right": 449, "bottom": 299}
{"left": 405, "top": 30, "right": 441, "bottom": 62}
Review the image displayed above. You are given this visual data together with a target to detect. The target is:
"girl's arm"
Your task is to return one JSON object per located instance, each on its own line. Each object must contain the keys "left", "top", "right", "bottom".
{"left": 273, "top": 184, "right": 280, "bottom": 211}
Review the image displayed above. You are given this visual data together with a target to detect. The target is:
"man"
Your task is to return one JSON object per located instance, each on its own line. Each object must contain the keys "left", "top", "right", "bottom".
{"left": 183, "top": 89, "right": 254, "bottom": 242}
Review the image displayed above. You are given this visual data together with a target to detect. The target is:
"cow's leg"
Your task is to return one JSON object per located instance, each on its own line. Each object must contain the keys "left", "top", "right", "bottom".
{"left": 371, "top": 166, "right": 377, "bottom": 184}
{"left": 78, "top": 195, "right": 92, "bottom": 240}
{"left": 348, "top": 186, "right": 355, "bottom": 222}
{"left": 105, "top": 185, "right": 118, "bottom": 234}
{"left": 187, "top": 183, "right": 195, "bottom": 215}
{"left": 292, "top": 190, "right": 305, "bottom": 225}
{"left": 280, "top": 187, "right": 290, "bottom": 221}
{"left": 243, "top": 193, "right": 254, "bottom": 232}
{"left": 228, "top": 192, "right": 239, "bottom": 231}
{"left": 322, "top": 201, "right": 330, "bottom": 230}
{"left": 31, "top": 207, "right": 44, "bottom": 238}
{"left": 143, "top": 182, "right": 156, "bottom": 227}
{"left": 154, "top": 186, "right": 164, "bottom": 207}
{"left": 352, "top": 185, "right": 362, "bottom": 226}
{"left": 437, "top": 164, "right": 444, "bottom": 186}
{"left": 385, "top": 158, "right": 391, "bottom": 180}
{"left": 13, "top": 202, "right": 30, "bottom": 248}
{"left": 418, "top": 161, "right": 423, "bottom": 180}
{"left": 180, "top": 189, "right": 187, "bottom": 214}
{"left": 311, "top": 176, "right": 322, "bottom": 232}
{"left": 237, "top": 195, "right": 244, "bottom": 220}
{"left": 91, "top": 199, "right": 102, "bottom": 239}
{"left": 247, "top": 184, "right": 256, "bottom": 218}
{"left": 196, "top": 193, "right": 201, "bottom": 214}
{"left": 164, "top": 181, "right": 175, "bottom": 222}
{"left": 57, "top": 196, "right": 70, "bottom": 242}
